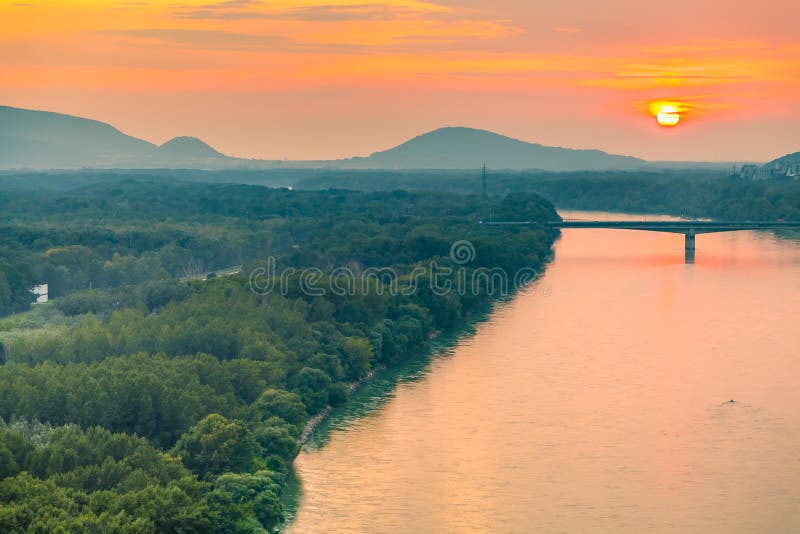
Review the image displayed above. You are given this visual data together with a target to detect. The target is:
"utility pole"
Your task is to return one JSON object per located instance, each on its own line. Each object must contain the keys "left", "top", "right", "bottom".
{"left": 482, "top": 163, "right": 487, "bottom": 200}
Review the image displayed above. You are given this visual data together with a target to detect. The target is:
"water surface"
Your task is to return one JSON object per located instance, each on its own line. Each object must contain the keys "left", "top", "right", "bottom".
{"left": 286, "top": 211, "right": 800, "bottom": 533}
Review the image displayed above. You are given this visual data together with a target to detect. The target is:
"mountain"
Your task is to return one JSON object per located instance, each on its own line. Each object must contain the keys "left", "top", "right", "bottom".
{"left": 0, "top": 106, "right": 157, "bottom": 169}
{"left": 340, "top": 127, "right": 646, "bottom": 171}
{"left": 0, "top": 106, "right": 229, "bottom": 169}
{"left": 159, "top": 136, "right": 224, "bottom": 159}
{"left": 0, "top": 106, "right": 648, "bottom": 171}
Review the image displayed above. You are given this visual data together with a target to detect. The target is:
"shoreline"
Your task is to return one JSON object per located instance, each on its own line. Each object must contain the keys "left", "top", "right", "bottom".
{"left": 293, "top": 250, "right": 558, "bottom": 448}
{"left": 297, "top": 363, "right": 387, "bottom": 446}
{"left": 281, "top": 251, "right": 556, "bottom": 530}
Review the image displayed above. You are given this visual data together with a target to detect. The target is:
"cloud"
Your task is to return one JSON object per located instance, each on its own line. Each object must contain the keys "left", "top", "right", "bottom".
{"left": 102, "top": 28, "right": 291, "bottom": 51}
{"left": 641, "top": 40, "right": 768, "bottom": 55}
{"left": 177, "top": 0, "right": 258, "bottom": 9}
{"left": 162, "top": 1, "right": 516, "bottom": 50}
{"left": 203, "top": 0, "right": 257, "bottom": 7}
{"left": 553, "top": 27, "right": 583, "bottom": 34}
{"left": 271, "top": 4, "right": 435, "bottom": 22}
{"left": 173, "top": 0, "right": 454, "bottom": 21}
{"left": 576, "top": 42, "right": 800, "bottom": 92}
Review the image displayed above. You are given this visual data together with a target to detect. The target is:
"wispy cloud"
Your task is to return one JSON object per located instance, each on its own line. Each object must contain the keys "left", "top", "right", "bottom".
{"left": 270, "top": 4, "right": 442, "bottom": 22}
{"left": 579, "top": 43, "right": 800, "bottom": 91}
{"left": 553, "top": 27, "right": 582, "bottom": 34}
{"left": 92, "top": 0, "right": 522, "bottom": 54}
{"left": 641, "top": 40, "right": 769, "bottom": 55}
{"left": 102, "top": 28, "right": 290, "bottom": 51}
{"left": 173, "top": 0, "right": 454, "bottom": 21}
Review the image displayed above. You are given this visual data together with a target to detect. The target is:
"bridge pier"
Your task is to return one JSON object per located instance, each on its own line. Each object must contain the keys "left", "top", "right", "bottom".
{"left": 685, "top": 231, "right": 695, "bottom": 264}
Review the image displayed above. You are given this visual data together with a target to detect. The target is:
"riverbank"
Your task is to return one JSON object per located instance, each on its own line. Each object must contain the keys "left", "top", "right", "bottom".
{"left": 290, "top": 271, "right": 552, "bottom": 449}
{"left": 297, "top": 365, "right": 385, "bottom": 446}
{"left": 282, "top": 210, "right": 800, "bottom": 533}
{"left": 0, "top": 184, "right": 562, "bottom": 532}
{"left": 278, "top": 279, "right": 547, "bottom": 531}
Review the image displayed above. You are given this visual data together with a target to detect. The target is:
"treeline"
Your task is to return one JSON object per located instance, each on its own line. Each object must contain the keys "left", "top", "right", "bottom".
{"left": 0, "top": 181, "right": 542, "bottom": 316}
{"left": 0, "top": 184, "right": 558, "bottom": 530}
{"left": 293, "top": 169, "right": 800, "bottom": 221}
{"left": 526, "top": 176, "right": 800, "bottom": 220}
{"left": 0, "top": 420, "right": 284, "bottom": 532}
{"left": 6, "top": 170, "right": 793, "bottom": 315}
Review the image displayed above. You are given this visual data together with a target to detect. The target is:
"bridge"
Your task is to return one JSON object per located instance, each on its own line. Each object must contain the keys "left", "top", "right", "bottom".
{"left": 484, "top": 220, "right": 800, "bottom": 263}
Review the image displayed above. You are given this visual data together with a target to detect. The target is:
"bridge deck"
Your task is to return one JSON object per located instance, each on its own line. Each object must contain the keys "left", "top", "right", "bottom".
{"left": 485, "top": 220, "right": 800, "bottom": 234}
{"left": 484, "top": 219, "right": 800, "bottom": 263}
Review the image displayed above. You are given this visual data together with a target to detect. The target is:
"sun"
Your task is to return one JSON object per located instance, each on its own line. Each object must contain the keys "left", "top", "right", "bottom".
{"left": 656, "top": 105, "right": 680, "bottom": 127}
{"left": 647, "top": 100, "right": 686, "bottom": 127}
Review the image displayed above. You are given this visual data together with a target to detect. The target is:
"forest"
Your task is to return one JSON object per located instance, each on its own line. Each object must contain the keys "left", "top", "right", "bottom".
{"left": 291, "top": 169, "right": 800, "bottom": 221}
{"left": 0, "top": 181, "right": 557, "bottom": 531}
{"left": 514, "top": 176, "right": 800, "bottom": 220}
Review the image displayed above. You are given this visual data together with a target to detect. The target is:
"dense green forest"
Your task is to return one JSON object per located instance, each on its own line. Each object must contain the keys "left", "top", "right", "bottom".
{"left": 513, "top": 176, "right": 800, "bottom": 220}
{"left": 0, "top": 180, "right": 553, "bottom": 313}
{"left": 0, "top": 182, "right": 557, "bottom": 531}
{"left": 3, "top": 168, "right": 797, "bottom": 314}
{"left": 291, "top": 169, "right": 800, "bottom": 221}
{"left": 1, "top": 169, "right": 796, "bottom": 530}
{"left": 4, "top": 167, "right": 798, "bottom": 315}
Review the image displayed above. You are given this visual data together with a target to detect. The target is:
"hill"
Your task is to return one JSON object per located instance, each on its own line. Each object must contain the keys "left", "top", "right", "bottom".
{"left": 0, "top": 106, "right": 157, "bottom": 169}
{"left": 1, "top": 106, "right": 672, "bottom": 171}
{"left": 159, "top": 136, "right": 224, "bottom": 159}
{"left": 764, "top": 150, "right": 800, "bottom": 177}
{"left": 0, "top": 106, "right": 229, "bottom": 169}
{"left": 340, "top": 127, "right": 646, "bottom": 171}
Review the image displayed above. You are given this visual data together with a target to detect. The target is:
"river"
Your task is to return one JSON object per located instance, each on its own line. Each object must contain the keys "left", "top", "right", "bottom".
{"left": 284, "top": 211, "right": 800, "bottom": 533}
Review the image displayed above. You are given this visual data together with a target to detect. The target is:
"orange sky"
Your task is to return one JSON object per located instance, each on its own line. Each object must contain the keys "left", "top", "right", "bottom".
{"left": 1, "top": 0, "right": 798, "bottom": 161}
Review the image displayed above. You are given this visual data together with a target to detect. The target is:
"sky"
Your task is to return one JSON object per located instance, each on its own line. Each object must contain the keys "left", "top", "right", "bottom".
{"left": 1, "top": 0, "right": 798, "bottom": 162}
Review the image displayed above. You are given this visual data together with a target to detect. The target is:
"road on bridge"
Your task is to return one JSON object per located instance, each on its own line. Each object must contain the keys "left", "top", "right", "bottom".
{"left": 483, "top": 219, "right": 800, "bottom": 263}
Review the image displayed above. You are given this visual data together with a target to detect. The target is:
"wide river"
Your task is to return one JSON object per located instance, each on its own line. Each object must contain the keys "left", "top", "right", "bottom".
{"left": 285, "top": 211, "right": 800, "bottom": 533}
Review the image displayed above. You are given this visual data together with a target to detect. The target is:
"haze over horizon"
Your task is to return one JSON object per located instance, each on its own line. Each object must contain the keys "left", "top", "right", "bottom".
{"left": 2, "top": 4, "right": 800, "bottom": 532}
{"left": 2, "top": 1, "right": 799, "bottom": 162}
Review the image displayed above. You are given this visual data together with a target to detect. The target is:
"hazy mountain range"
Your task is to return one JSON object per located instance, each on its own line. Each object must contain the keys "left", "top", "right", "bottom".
{"left": 340, "top": 127, "right": 644, "bottom": 170}
{"left": 0, "top": 106, "right": 228, "bottom": 170}
{"left": 0, "top": 105, "right": 789, "bottom": 172}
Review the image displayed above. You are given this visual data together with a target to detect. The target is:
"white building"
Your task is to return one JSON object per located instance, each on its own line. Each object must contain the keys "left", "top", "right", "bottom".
{"left": 31, "top": 284, "right": 48, "bottom": 304}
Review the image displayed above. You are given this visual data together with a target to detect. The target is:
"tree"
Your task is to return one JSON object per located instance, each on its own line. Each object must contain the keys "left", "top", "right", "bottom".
{"left": 213, "top": 471, "right": 283, "bottom": 530}
{"left": 292, "top": 368, "right": 332, "bottom": 413}
{"left": 172, "top": 414, "right": 260, "bottom": 478}
{"left": 249, "top": 389, "right": 307, "bottom": 429}
{"left": 341, "top": 337, "right": 374, "bottom": 380}
{"left": 253, "top": 422, "right": 300, "bottom": 466}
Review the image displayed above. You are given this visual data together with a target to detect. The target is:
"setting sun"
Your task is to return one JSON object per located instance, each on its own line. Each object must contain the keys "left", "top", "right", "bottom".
{"left": 656, "top": 105, "right": 680, "bottom": 126}
{"left": 648, "top": 100, "right": 686, "bottom": 127}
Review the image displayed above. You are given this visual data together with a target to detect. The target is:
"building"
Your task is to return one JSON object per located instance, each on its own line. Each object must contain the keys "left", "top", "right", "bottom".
{"left": 31, "top": 284, "right": 48, "bottom": 304}
{"left": 770, "top": 161, "right": 800, "bottom": 178}
{"left": 732, "top": 163, "right": 794, "bottom": 181}
{"left": 737, "top": 164, "right": 759, "bottom": 180}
